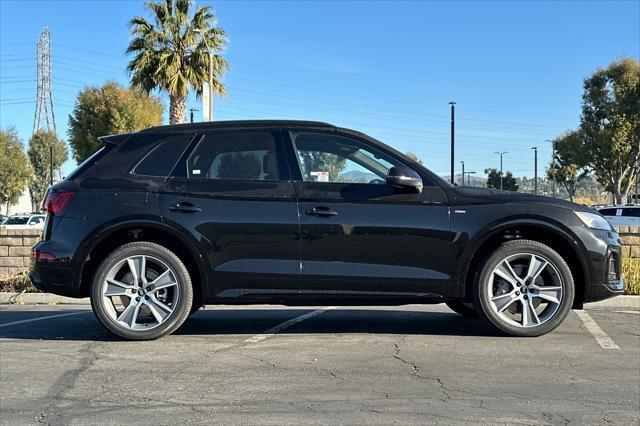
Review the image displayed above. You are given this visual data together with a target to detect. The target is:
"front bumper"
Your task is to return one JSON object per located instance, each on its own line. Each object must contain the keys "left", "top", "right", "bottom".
{"left": 581, "top": 229, "right": 625, "bottom": 303}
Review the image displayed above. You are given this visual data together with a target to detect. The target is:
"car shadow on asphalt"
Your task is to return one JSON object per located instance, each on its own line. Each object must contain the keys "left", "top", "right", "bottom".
{"left": 0, "top": 308, "right": 499, "bottom": 341}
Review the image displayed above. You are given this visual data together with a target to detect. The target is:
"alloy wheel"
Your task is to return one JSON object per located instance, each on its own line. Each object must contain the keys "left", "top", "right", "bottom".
{"left": 486, "top": 253, "right": 563, "bottom": 328}
{"left": 101, "top": 255, "right": 180, "bottom": 331}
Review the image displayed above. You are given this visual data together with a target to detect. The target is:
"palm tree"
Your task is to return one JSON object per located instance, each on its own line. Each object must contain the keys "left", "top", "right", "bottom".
{"left": 126, "top": 0, "right": 228, "bottom": 124}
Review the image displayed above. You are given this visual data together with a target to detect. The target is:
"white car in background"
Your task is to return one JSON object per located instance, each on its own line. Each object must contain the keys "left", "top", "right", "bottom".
{"left": 1, "top": 214, "right": 46, "bottom": 229}
{"left": 595, "top": 205, "right": 640, "bottom": 227}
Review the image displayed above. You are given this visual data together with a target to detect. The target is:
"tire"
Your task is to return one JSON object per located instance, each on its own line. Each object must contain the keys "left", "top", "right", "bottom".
{"left": 473, "top": 239, "right": 574, "bottom": 337}
{"left": 446, "top": 301, "right": 477, "bottom": 317}
{"left": 90, "top": 242, "right": 193, "bottom": 340}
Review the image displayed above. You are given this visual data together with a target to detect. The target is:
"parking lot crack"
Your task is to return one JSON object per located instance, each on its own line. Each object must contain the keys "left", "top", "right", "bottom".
{"left": 392, "top": 343, "right": 450, "bottom": 402}
{"left": 35, "top": 341, "right": 104, "bottom": 424}
{"left": 542, "top": 411, "right": 571, "bottom": 425}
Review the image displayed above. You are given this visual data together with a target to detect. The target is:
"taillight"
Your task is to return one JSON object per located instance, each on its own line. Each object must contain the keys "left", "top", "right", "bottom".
{"left": 43, "top": 191, "right": 75, "bottom": 216}
{"left": 31, "top": 249, "right": 55, "bottom": 261}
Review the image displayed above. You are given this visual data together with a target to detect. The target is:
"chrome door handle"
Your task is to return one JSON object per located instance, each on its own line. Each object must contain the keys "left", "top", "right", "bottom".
{"left": 305, "top": 207, "right": 338, "bottom": 217}
{"left": 168, "top": 202, "right": 201, "bottom": 213}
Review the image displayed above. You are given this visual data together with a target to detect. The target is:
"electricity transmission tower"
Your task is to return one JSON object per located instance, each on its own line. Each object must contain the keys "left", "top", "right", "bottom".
{"left": 33, "top": 27, "right": 56, "bottom": 134}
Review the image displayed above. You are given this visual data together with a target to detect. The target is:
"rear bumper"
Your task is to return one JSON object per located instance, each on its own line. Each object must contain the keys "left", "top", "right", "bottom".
{"left": 29, "top": 265, "right": 84, "bottom": 298}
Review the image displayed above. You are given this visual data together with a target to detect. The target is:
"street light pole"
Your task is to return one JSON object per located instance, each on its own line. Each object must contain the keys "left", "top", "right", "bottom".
{"left": 460, "top": 161, "right": 465, "bottom": 186}
{"left": 449, "top": 101, "right": 456, "bottom": 185}
{"left": 49, "top": 144, "right": 53, "bottom": 186}
{"left": 532, "top": 146, "right": 538, "bottom": 195}
{"left": 196, "top": 29, "right": 214, "bottom": 121}
{"left": 189, "top": 108, "right": 198, "bottom": 123}
{"left": 546, "top": 139, "right": 555, "bottom": 197}
{"left": 465, "top": 171, "right": 476, "bottom": 186}
{"left": 495, "top": 151, "right": 507, "bottom": 189}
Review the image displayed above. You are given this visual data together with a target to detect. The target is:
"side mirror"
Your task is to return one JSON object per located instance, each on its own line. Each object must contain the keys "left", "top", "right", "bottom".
{"left": 386, "top": 166, "right": 423, "bottom": 193}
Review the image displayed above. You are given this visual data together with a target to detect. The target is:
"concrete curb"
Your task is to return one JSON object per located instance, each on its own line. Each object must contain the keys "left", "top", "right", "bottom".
{"left": 0, "top": 292, "right": 90, "bottom": 305}
{"left": 584, "top": 295, "right": 640, "bottom": 309}
{"left": 1, "top": 292, "right": 638, "bottom": 309}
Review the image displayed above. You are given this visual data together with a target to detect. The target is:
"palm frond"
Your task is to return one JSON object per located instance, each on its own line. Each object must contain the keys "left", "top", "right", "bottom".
{"left": 126, "top": 0, "right": 228, "bottom": 106}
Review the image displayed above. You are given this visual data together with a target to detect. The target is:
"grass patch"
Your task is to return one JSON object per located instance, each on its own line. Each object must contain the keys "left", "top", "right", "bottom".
{"left": 623, "top": 256, "right": 640, "bottom": 295}
{"left": 0, "top": 270, "right": 38, "bottom": 293}
{"left": 622, "top": 257, "right": 640, "bottom": 295}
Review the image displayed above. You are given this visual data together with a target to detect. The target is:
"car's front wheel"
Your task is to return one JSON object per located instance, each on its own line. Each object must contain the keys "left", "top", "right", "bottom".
{"left": 91, "top": 242, "right": 193, "bottom": 340}
{"left": 474, "top": 239, "right": 574, "bottom": 337}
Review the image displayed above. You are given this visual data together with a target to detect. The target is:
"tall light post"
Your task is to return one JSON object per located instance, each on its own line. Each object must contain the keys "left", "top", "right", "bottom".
{"left": 189, "top": 108, "right": 198, "bottom": 123}
{"left": 531, "top": 146, "right": 538, "bottom": 195}
{"left": 449, "top": 101, "right": 456, "bottom": 184}
{"left": 495, "top": 151, "right": 507, "bottom": 189}
{"left": 546, "top": 139, "right": 555, "bottom": 197}
{"left": 460, "top": 161, "right": 465, "bottom": 186}
{"left": 464, "top": 171, "right": 476, "bottom": 186}
{"left": 195, "top": 29, "right": 214, "bottom": 121}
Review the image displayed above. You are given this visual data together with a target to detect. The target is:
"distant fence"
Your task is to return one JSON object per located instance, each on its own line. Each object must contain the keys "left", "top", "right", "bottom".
{"left": 0, "top": 225, "right": 638, "bottom": 280}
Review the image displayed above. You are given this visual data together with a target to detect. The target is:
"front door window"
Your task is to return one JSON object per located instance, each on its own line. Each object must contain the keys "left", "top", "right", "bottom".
{"left": 291, "top": 132, "right": 401, "bottom": 185}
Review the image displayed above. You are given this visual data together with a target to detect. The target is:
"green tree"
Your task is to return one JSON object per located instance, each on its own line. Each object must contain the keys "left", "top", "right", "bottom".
{"left": 68, "top": 81, "right": 163, "bottom": 163}
{"left": 0, "top": 128, "right": 32, "bottom": 215}
{"left": 405, "top": 151, "right": 423, "bottom": 165}
{"left": 27, "top": 130, "right": 68, "bottom": 211}
{"left": 579, "top": 57, "right": 640, "bottom": 204}
{"left": 547, "top": 131, "right": 588, "bottom": 202}
{"left": 127, "top": 0, "right": 229, "bottom": 124}
{"left": 485, "top": 168, "right": 519, "bottom": 191}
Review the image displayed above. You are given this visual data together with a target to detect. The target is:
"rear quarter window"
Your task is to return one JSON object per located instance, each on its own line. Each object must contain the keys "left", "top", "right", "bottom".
{"left": 133, "top": 134, "right": 194, "bottom": 177}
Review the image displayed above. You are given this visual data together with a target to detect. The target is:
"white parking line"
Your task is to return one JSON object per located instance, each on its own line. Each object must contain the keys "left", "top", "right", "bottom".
{"left": 244, "top": 307, "right": 336, "bottom": 343}
{"left": 0, "top": 311, "right": 88, "bottom": 328}
{"left": 614, "top": 310, "right": 640, "bottom": 315}
{"left": 574, "top": 310, "right": 620, "bottom": 350}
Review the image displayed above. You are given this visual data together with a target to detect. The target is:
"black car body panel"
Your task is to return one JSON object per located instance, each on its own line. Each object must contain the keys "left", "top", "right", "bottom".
{"left": 30, "top": 120, "right": 624, "bottom": 306}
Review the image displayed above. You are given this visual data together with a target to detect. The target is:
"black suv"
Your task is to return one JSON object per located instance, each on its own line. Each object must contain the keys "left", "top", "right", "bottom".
{"left": 30, "top": 120, "right": 623, "bottom": 340}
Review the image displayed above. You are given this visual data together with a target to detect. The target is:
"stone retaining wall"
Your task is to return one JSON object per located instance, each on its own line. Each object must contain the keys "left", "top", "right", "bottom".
{"left": 0, "top": 225, "right": 638, "bottom": 279}
{"left": 617, "top": 226, "right": 640, "bottom": 258}
{"left": 0, "top": 228, "right": 40, "bottom": 278}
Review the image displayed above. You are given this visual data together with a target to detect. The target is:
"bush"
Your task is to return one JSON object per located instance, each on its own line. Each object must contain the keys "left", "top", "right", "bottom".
{"left": 0, "top": 271, "right": 38, "bottom": 293}
{"left": 623, "top": 257, "right": 640, "bottom": 295}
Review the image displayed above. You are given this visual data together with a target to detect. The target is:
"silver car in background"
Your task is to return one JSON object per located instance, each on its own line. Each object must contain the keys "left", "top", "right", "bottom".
{"left": 595, "top": 205, "right": 640, "bottom": 226}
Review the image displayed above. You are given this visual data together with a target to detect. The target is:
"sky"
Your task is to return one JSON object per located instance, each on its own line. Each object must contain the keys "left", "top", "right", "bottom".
{"left": 1, "top": 0, "right": 639, "bottom": 179}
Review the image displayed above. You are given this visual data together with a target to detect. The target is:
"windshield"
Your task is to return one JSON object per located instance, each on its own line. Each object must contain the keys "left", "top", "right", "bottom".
{"left": 5, "top": 217, "right": 29, "bottom": 225}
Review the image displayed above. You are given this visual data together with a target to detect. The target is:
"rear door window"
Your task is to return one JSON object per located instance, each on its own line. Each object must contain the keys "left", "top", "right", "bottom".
{"left": 186, "top": 131, "right": 284, "bottom": 181}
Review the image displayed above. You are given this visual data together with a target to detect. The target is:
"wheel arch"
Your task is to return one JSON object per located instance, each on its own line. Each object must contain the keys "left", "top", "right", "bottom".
{"left": 76, "top": 220, "right": 208, "bottom": 309}
{"left": 458, "top": 219, "right": 589, "bottom": 309}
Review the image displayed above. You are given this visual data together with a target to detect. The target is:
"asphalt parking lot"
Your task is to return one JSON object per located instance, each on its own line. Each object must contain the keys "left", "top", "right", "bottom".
{"left": 1, "top": 304, "right": 639, "bottom": 425}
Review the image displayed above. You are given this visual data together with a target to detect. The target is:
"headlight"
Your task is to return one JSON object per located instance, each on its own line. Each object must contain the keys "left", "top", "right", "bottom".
{"left": 575, "top": 211, "right": 613, "bottom": 231}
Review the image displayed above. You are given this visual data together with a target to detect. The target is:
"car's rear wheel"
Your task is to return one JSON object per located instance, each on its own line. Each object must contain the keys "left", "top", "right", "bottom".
{"left": 90, "top": 242, "right": 193, "bottom": 340}
{"left": 445, "top": 301, "right": 477, "bottom": 317}
{"left": 473, "top": 239, "right": 574, "bottom": 337}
